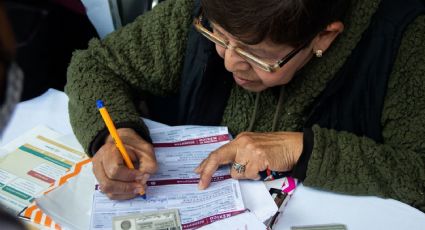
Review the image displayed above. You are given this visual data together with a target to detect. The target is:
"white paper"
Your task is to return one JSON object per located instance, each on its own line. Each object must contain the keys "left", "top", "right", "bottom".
{"left": 273, "top": 184, "right": 425, "bottom": 230}
{"left": 149, "top": 126, "right": 232, "bottom": 183}
{"left": 0, "top": 89, "right": 72, "bottom": 147}
{"left": 142, "top": 117, "right": 170, "bottom": 130}
{"left": 90, "top": 126, "right": 246, "bottom": 230}
{"left": 240, "top": 180, "right": 277, "bottom": 222}
{"left": 1, "top": 125, "right": 62, "bottom": 154}
{"left": 36, "top": 163, "right": 96, "bottom": 230}
{"left": 0, "top": 128, "right": 87, "bottom": 214}
{"left": 24, "top": 104, "right": 274, "bottom": 230}
{"left": 199, "top": 212, "right": 266, "bottom": 230}
{"left": 91, "top": 180, "right": 244, "bottom": 230}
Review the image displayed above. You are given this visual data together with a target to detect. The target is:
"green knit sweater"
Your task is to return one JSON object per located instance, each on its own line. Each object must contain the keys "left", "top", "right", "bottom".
{"left": 65, "top": 0, "right": 425, "bottom": 212}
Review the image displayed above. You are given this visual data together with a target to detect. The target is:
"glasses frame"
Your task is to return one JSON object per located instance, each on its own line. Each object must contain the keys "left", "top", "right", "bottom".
{"left": 193, "top": 14, "right": 308, "bottom": 73}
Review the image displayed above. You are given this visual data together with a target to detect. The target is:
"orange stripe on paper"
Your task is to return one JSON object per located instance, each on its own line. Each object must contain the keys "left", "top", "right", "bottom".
{"left": 44, "top": 216, "right": 52, "bottom": 226}
{"left": 34, "top": 211, "right": 42, "bottom": 223}
{"left": 23, "top": 205, "right": 37, "bottom": 217}
{"left": 59, "top": 158, "right": 91, "bottom": 184}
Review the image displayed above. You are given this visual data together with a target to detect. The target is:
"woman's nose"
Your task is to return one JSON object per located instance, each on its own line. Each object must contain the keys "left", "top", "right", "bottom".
{"left": 223, "top": 47, "right": 251, "bottom": 72}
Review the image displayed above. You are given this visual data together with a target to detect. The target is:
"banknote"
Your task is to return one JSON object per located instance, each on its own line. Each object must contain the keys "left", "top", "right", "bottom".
{"left": 291, "top": 224, "right": 347, "bottom": 230}
{"left": 112, "top": 209, "right": 182, "bottom": 230}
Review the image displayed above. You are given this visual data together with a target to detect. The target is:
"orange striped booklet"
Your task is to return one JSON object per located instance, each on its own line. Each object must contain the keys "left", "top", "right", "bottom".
{"left": 0, "top": 127, "right": 90, "bottom": 229}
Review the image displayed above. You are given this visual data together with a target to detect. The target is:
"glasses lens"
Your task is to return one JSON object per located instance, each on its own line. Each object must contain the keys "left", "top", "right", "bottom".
{"left": 194, "top": 17, "right": 275, "bottom": 72}
{"left": 234, "top": 48, "right": 274, "bottom": 72}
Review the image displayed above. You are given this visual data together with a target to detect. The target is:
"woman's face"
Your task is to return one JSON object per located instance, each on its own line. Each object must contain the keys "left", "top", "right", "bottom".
{"left": 212, "top": 23, "right": 314, "bottom": 92}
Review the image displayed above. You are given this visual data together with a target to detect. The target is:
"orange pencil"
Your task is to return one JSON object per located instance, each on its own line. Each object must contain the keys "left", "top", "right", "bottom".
{"left": 96, "top": 100, "right": 146, "bottom": 199}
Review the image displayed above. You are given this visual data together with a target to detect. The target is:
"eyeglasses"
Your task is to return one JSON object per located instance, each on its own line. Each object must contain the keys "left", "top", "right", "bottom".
{"left": 193, "top": 14, "right": 308, "bottom": 73}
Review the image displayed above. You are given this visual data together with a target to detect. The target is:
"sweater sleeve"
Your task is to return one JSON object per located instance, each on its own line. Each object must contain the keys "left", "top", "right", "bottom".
{"left": 65, "top": 0, "right": 194, "bottom": 155}
{"left": 303, "top": 15, "right": 425, "bottom": 212}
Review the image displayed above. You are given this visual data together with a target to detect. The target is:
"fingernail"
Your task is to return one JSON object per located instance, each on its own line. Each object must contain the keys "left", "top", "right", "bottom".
{"left": 198, "top": 181, "right": 205, "bottom": 190}
{"left": 134, "top": 187, "right": 145, "bottom": 194}
{"left": 136, "top": 175, "right": 145, "bottom": 181}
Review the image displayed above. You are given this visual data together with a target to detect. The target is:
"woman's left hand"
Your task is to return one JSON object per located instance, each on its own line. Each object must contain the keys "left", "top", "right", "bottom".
{"left": 195, "top": 131, "right": 304, "bottom": 189}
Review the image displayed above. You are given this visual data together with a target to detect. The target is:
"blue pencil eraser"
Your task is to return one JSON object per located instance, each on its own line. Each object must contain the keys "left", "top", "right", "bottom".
{"left": 140, "top": 194, "right": 147, "bottom": 199}
{"left": 96, "top": 100, "right": 104, "bottom": 109}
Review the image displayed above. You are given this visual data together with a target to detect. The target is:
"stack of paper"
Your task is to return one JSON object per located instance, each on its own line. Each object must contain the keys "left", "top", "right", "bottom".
{"left": 0, "top": 126, "right": 91, "bottom": 229}
{"left": 29, "top": 121, "right": 275, "bottom": 230}
{"left": 0, "top": 126, "right": 88, "bottom": 215}
{"left": 90, "top": 126, "right": 246, "bottom": 230}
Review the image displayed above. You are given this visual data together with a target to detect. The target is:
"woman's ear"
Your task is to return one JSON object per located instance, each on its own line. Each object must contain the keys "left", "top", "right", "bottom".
{"left": 311, "top": 21, "right": 344, "bottom": 56}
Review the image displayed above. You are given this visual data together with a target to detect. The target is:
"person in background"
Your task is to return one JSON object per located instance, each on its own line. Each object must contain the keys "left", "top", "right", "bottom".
{"left": 0, "top": 3, "right": 26, "bottom": 230}
{"left": 0, "top": 1, "right": 23, "bottom": 134}
{"left": 3, "top": 0, "right": 96, "bottom": 101}
{"left": 65, "top": 0, "right": 425, "bottom": 213}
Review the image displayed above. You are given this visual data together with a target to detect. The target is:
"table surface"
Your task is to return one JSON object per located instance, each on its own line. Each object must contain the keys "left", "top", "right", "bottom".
{"left": 2, "top": 88, "right": 425, "bottom": 230}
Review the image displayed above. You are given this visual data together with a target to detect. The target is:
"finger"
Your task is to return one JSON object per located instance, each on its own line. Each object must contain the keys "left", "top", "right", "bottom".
{"left": 230, "top": 167, "right": 244, "bottom": 179}
{"left": 104, "top": 193, "right": 138, "bottom": 200}
{"left": 198, "top": 142, "right": 239, "bottom": 189}
{"left": 100, "top": 176, "right": 145, "bottom": 195}
{"left": 196, "top": 141, "right": 237, "bottom": 175}
{"left": 210, "top": 142, "right": 238, "bottom": 164}
{"left": 198, "top": 153, "right": 221, "bottom": 190}
{"left": 92, "top": 153, "right": 106, "bottom": 184}
{"left": 244, "top": 162, "right": 261, "bottom": 180}
{"left": 105, "top": 183, "right": 148, "bottom": 200}
{"left": 127, "top": 143, "right": 158, "bottom": 174}
{"left": 230, "top": 148, "right": 248, "bottom": 179}
{"left": 102, "top": 145, "right": 144, "bottom": 181}
{"left": 232, "top": 149, "right": 262, "bottom": 180}
{"left": 194, "top": 159, "right": 207, "bottom": 174}
{"left": 136, "top": 174, "right": 150, "bottom": 185}
{"left": 97, "top": 159, "right": 145, "bottom": 195}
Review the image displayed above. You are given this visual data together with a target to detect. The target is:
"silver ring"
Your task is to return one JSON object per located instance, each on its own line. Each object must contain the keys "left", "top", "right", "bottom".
{"left": 232, "top": 162, "right": 246, "bottom": 174}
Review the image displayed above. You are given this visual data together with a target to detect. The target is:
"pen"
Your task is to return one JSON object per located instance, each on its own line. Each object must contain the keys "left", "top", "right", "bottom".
{"left": 96, "top": 99, "right": 146, "bottom": 199}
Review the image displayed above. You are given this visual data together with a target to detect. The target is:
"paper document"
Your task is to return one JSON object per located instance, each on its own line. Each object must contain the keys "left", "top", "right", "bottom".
{"left": 149, "top": 126, "right": 232, "bottom": 184}
{"left": 90, "top": 126, "right": 246, "bottom": 230}
{"left": 199, "top": 212, "right": 266, "bottom": 230}
{"left": 0, "top": 128, "right": 87, "bottom": 214}
{"left": 33, "top": 122, "right": 275, "bottom": 230}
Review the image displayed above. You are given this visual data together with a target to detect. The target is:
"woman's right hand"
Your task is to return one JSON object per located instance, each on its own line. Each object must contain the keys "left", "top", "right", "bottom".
{"left": 92, "top": 128, "right": 157, "bottom": 200}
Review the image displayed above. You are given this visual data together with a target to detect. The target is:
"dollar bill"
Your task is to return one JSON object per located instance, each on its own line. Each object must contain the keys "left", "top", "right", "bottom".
{"left": 112, "top": 209, "right": 182, "bottom": 230}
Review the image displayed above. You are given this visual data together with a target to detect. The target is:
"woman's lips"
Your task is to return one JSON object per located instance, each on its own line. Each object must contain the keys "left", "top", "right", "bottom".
{"left": 233, "top": 74, "right": 254, "bottom": 86}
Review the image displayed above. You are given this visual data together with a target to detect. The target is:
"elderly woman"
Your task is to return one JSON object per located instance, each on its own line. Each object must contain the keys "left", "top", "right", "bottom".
{"left": 65, "top": 0, "right": 425, "bottom": 212}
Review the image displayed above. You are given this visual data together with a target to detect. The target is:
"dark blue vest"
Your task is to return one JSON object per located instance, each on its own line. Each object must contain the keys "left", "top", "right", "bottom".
{"left": 305, "top": 0, "right": 425, "bottom": 142}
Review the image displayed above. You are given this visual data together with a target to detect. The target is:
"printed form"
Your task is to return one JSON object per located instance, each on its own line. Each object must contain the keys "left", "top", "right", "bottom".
{"left": 0, "top": 132, "right": 86, "bottom": 214}
{"left": 90, "top": 126, "right": 246, "bottom": 230}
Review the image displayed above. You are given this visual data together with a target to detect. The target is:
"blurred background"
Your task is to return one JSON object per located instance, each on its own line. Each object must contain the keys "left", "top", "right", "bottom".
{"left": 3, "top": 0, "right": 97, "bottom": 101}
{"left": 2, "top": 0, "right": 165, "bottom": 101}
{"left": 0, "top": 1, "right": 165, "bottom": 227}
{"left": 0, "top": 0, "right": 169, "bottom": 138}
